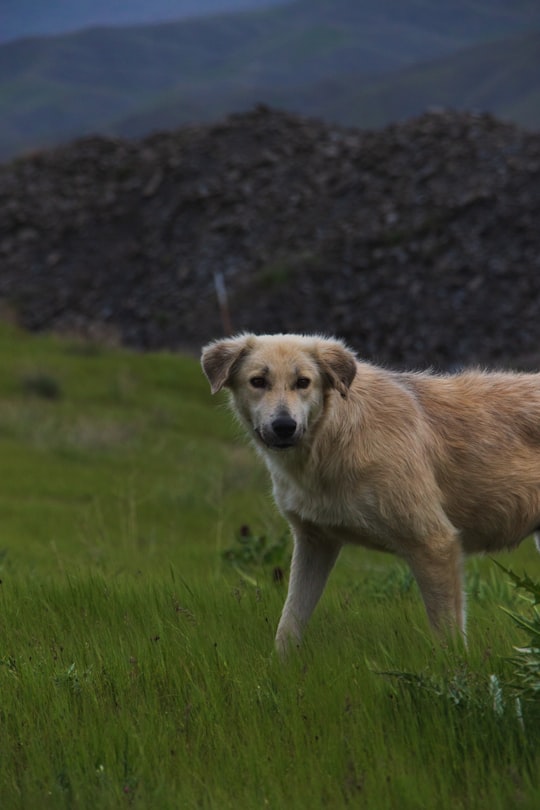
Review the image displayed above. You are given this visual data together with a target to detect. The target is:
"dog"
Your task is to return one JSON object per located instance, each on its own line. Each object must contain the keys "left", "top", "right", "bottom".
{"left": 201, "top": 333, "right": 540, "bottom": 655}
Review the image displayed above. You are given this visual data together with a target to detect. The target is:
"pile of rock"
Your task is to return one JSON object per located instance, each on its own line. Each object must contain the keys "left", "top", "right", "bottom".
{"left": 1, "top": 105, "right": 539, "bottom": 369}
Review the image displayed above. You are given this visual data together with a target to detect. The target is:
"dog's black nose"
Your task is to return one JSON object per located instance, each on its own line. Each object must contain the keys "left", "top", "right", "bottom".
{"left": 271, "top": 415, "right": 297, "bottom": 440}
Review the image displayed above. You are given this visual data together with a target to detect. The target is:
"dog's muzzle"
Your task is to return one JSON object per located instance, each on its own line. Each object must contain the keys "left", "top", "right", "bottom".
{"left": 258, "top": 414, "right": 301, "bottom": 449}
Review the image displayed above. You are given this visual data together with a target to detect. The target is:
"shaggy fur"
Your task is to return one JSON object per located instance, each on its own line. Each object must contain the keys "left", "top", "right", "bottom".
{"left": 201, "top": 333, "right": 540, "bottom": 655}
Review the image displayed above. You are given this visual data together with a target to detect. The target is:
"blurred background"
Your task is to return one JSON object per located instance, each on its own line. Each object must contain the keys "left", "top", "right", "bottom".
{"left": 1, "top": 0, "right": 540, "bottom": 369}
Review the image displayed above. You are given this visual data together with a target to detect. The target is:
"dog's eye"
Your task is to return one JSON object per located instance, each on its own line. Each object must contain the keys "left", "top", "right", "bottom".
{"left": 296, "top": 377, "right": 311, "bottom": 389}
{"left": 250, "top": 376, "right": 267, "bottom": 389}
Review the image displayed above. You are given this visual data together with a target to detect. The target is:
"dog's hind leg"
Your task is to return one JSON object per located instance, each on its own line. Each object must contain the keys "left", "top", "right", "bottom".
{"left": 534, "top": 531, "right": 540, "bottom": 554}
{"left": 275, "top": 531, "right": 341, "bottom": 658}
{"left": 403, "top": 532, "right": 466, "bottom": 640}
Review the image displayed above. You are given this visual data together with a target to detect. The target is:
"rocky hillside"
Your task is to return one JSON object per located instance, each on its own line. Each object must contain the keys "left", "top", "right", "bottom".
{"left": 1, "top": 106, "right": 539, "bottom": 370}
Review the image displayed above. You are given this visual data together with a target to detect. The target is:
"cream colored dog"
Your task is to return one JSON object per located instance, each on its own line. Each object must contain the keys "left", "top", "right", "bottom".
{"left": 201, "top": 333, "right": 540, "bottom": 655}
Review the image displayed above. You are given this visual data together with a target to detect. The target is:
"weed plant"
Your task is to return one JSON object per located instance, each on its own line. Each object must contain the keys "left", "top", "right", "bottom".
{"left": 221, "top": 523, "right": 290, "bottom": 583}
{"left": 0, "top": 323, "right": 539, "bottom": 808}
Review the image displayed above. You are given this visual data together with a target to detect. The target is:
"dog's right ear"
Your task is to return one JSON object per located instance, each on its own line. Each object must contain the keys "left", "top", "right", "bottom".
{"left": 201, "top": 336, "right": 252, "bottom": 394}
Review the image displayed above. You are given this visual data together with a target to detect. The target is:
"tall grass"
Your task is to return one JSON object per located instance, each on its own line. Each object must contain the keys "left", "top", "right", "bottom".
{"left": 0, "top": 323, "right": 539, "bottom": 808}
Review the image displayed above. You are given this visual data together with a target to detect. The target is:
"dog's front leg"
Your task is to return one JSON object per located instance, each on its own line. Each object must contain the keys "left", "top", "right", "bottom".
{"left": 275, "top": 530, "right": 341, "bottom": 657}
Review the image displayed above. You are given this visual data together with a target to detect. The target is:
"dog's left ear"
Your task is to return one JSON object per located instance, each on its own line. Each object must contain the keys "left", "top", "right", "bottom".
{"left": 201, "top": 335, "right": 252, "bottom": 394}
{"left": 316, "top": 339, "right": 357, "bottom": 397}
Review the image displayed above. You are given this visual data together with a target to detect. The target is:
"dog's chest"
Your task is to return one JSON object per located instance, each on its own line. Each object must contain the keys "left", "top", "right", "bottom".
{"left": 271, "top": 465, "right": 379, "bottom": 532}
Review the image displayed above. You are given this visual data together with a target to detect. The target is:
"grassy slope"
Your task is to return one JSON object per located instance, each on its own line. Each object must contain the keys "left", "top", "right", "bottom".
{"left": 0, "top": 322, "right": 273, "bottom": 573}
{"left": 0, "top": 323, "right": 540, "bottom": 807}
{"left": 1, "top": 0, "right": 540, "bottom": 158}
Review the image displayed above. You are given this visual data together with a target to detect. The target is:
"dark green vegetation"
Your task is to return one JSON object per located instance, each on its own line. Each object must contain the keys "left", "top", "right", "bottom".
{"left": 1, "top": 0, "right": 539, "bottom": 160}
{"left": 1, "top": 323, "right": 540, "bottom": 806}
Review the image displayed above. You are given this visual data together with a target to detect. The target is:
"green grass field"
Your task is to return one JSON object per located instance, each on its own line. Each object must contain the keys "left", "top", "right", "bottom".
{"left": 0, "top": 323, "right": 539, "bottom": 809}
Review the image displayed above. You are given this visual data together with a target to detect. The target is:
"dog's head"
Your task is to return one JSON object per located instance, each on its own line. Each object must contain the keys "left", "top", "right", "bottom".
{"left": 201, "top": 333, "right": 357, "bottom": 450}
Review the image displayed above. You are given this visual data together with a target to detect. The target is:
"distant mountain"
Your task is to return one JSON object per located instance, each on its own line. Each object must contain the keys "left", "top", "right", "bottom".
{"left": 1, "top": 0, "right": 539, "bottom": 161}
{"left": 1, "top": 0, "right": 286, "bottom": 43}
{"left": 330, "top": 29, "right": 540, "bottom": 131}
{"left": 113, "top": 29, "right": 540, "bottom": 136}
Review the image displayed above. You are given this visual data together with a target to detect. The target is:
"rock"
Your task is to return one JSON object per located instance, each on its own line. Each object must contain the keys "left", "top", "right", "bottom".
{"left": 0, "top": 106, "right": 539, "bottom": 369}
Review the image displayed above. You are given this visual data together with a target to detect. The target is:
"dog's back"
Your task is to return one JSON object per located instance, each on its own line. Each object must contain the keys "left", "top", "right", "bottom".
{"left": 398, "top": 369, "right": 540, "bottom": 552}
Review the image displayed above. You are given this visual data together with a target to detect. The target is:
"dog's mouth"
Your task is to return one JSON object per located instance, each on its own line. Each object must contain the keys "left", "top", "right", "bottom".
{"left": 267, "top": 439, "right": 297, "bottom": 450}
{"left": 255, "top": 427, "right": 302, "bottom": 450}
